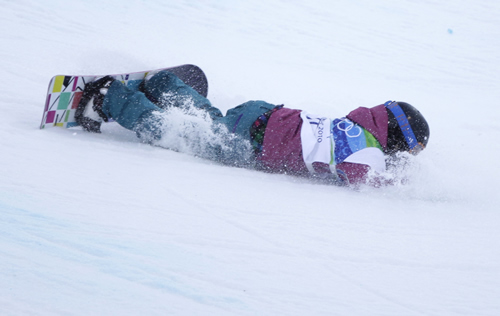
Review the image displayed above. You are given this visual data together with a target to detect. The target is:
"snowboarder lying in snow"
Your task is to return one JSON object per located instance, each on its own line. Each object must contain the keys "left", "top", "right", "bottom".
{"left": 75, "top": 70, "right": 430, "bottom": 187}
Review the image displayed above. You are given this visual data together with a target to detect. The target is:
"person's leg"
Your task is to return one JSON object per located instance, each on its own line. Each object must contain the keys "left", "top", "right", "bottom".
{"left": 142, "top": 70, "right": 223, "bottom": 120}
{"left": 102, "top": 80, "right": 165, "bottom": 140}
{"left": 102, "top": 70, "right": 225, "bottom": 141}
{"left": 101, "top": 75, "right": 279, "bottom": 167}
{"left": 137, "top": 72, "right": 279, "bottom": 165}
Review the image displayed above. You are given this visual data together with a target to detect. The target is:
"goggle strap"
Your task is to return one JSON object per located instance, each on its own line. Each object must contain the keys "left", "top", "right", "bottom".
{"left": 384, "top": 101, "right": 419, "bottom": 150}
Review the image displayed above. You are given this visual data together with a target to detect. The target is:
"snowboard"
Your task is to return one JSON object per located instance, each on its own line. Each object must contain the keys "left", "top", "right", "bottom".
{"left": 40, "top": 64, "right": 208, "bottom": 129}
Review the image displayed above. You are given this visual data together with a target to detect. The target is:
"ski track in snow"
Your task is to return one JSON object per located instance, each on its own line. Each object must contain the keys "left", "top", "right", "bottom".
{"left": 1, "top": 0, "right": 500, "bottom": 315}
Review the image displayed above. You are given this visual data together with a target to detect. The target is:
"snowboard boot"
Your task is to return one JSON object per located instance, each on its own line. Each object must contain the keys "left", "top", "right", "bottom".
{"left": 75, "top": 76, "right": 115, "bottom": 133}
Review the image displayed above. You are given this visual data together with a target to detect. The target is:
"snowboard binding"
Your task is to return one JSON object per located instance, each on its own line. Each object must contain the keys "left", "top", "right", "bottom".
{"left": 75, "top": 76, "right": 115, "bottom": 133}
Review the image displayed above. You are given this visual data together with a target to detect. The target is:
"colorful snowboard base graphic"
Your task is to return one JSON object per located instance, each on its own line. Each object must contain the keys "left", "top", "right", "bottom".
{"left": 40, "top": 64, "right": 208, "bottom": 129}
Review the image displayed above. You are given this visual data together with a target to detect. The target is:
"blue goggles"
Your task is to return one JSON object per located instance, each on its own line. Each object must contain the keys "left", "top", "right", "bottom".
{"left": 384, "top": 101, "right": 425, "bottom": 154}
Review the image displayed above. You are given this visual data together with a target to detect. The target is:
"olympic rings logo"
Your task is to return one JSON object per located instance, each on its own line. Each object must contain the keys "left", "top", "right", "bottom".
{"left": 336, "top": 119, "right": 362, "bottom": 138}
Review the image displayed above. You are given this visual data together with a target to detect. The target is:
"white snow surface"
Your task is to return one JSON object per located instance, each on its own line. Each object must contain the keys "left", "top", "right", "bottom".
{"left": 1, "top": 0, "right": 500, "bottom": 315}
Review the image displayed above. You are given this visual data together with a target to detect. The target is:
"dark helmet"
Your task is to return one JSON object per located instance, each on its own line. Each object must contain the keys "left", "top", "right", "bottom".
{"left": 384, "top": 101, "right": 430, "bottom": 155}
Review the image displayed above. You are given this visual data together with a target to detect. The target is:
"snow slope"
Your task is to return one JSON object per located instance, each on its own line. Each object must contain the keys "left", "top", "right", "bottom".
{"left": 1, "top": 0, "right": 500, "bottom": 315}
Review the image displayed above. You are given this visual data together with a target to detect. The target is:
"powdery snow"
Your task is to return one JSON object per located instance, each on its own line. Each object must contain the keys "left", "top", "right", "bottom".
{"left": 1, "top": 0, "right": 499, "bottom": 315}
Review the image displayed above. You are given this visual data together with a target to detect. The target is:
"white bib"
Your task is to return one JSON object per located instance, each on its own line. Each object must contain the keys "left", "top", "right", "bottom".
{"left": 300, "top": 111, "right": 386, "bottom": 174}
{"left": 300, "top": 111, "right": 335, "bottom": 174}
